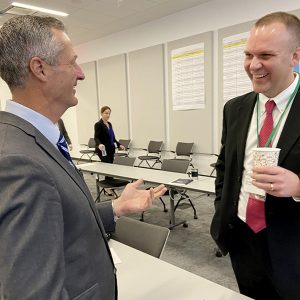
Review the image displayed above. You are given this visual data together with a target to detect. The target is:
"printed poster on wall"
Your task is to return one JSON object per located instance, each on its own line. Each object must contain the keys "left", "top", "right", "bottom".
{"left": 223, "top": 32, "right": 252, "bottom": 104}
{"left": 171, "top": 43, "right": 205, "bottom": 111}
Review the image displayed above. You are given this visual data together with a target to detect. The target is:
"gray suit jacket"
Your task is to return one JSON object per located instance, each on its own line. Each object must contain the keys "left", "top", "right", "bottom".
{"left": 0, "top": 112, "right": 117, "bottom": 299}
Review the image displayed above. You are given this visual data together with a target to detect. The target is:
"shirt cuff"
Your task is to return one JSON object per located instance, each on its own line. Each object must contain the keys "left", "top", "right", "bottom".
{"left": 111, "top": 201, "right": 120, "bottom": 222}
{"left": 293, "top": 196, "right": 300, "bottom": 202}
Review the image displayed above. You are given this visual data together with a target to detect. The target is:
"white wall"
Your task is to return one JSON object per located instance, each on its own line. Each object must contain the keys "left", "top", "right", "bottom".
{"left": 73, "top": 0, "right": 300, "bottom": 164}
{"left": 75, "top": 0, "right": 300, "bottom": 64}
{"left": 1, "top": 0, "right": 300, "bottom": 173}
{"left": 0, "top": 78, "right": 12, "bottom": 110}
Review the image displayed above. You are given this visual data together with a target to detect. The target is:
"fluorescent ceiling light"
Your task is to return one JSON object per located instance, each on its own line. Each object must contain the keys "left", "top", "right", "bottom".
{"left": 11, "top": 2, "right": 68, "bottom": 17}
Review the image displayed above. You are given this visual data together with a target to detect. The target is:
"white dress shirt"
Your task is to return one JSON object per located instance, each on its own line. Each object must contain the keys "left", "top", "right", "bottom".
{"left": 238, "top": 73, "right": 299, "bottom": 222}
{"left": 5, "top": 99, "right": 60, "bottom": 148}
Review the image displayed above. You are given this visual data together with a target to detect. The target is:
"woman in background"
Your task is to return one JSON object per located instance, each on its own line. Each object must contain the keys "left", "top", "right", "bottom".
{"left": 94, "top": 106, "right": 125, "bottom": 164}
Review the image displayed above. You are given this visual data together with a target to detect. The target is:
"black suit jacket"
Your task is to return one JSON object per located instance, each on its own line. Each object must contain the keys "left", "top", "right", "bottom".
{"left": 210, "top": 88, "right": 300, "bottom": 297}
{"left": 94, "top": 119, "right": 120, "bottom": 157}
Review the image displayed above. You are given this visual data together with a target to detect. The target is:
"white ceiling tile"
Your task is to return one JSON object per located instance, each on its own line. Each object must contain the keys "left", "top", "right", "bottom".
{"left": 0, "top": 0, "right": 213, "bottom": 44}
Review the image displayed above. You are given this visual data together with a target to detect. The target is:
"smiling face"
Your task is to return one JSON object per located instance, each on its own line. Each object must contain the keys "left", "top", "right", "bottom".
{"left": 244, "top": 22, "right": 299, "bottom": 98}
{"left": 46, "top": 29, "right": 85, "bottom": 111}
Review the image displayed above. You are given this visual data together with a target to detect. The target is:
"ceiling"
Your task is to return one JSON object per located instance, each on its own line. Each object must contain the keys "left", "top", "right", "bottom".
{"left": 0, "top": 0, "right": 211, "bottom": 45}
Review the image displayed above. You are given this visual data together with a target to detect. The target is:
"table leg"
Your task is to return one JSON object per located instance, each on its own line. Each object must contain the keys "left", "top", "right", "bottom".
{"left": 168, "top": 188, "right": 188, "bottom": 230}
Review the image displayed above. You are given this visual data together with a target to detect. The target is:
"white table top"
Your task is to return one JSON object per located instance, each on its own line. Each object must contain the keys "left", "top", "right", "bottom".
{"left": 110, "top": 240, "right": 251, "bottom": 300}
{"left": 78, "top": 162, "right": 215, "bottom": 194}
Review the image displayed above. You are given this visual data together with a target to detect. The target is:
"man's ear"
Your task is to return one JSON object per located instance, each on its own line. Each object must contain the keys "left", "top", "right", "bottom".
{"left": 29, "top": 57, "right": 48, "bottom": 82}
{"left": 291, "top": 46, "right": 300, "bottom": 67}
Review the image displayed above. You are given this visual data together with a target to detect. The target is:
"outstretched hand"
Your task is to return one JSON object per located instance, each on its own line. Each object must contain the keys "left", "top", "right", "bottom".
{"left": 112, "top": 179, "right": 167, "bottom": 216}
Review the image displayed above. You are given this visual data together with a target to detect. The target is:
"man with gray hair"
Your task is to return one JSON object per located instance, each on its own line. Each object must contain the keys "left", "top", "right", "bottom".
{"left": 0, "top": 15, "right": 166, "bottom": 299}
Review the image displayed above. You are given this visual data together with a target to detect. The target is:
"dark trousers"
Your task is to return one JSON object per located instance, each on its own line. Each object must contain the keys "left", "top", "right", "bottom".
{"left": 228, "top": 217, "right": 281, "bottom": 300}
{"left": 98, "top": 152, "right": 114, "bottom": 180}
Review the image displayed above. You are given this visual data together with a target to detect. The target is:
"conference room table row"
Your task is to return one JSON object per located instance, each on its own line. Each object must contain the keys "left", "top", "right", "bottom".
{"left": 111, "top": 239, "right": 251, "bottom": 300}
{"left": 77, "top": 161, "right": 215, "bottom": 228}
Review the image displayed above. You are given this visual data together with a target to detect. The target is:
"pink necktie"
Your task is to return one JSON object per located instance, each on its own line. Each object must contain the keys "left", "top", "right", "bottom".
{"left": 246, "top": 100, "right": 276, "bottom": 233}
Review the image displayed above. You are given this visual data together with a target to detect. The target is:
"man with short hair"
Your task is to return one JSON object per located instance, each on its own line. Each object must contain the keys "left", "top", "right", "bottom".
{"left": 0, "top": 15, "right": 166, "bottom": 299}
{"left": 211, "top": 11, "right": 300, "bottom": 300}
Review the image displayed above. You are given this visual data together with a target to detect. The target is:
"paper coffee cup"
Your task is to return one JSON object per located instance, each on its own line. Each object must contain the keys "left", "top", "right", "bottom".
{"left": 252, "top": 147, "right": 281, "bottom": 167}
{"left": 244, "top": 147, "right": 281, "bottom": 199}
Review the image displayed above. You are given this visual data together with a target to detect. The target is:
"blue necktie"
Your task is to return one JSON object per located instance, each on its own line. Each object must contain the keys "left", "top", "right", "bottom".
{"left": 57, "top": 133, "right": 73, "bottom": 165}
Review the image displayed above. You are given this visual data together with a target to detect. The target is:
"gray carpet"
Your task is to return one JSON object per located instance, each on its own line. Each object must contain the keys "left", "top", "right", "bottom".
{"left": 83, "top": 172, "right": 239, "bottom": 293}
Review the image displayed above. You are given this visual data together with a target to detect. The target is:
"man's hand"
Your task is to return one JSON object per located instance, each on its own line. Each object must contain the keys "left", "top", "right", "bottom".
{"left": 112, "top": 179, "right": 167, "bottom": 216}
{"left": 252, "top": 166, "right": 300, "bottom": 197}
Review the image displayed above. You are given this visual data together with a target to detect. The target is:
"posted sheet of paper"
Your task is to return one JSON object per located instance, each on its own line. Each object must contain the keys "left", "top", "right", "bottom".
{"left": 171, "top": 43, "right": 205, "bottom": 110}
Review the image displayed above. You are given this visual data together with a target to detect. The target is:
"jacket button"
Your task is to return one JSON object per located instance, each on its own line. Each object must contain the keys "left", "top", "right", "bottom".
{"left": 228, "top": 223, "right": 234, "bottom": 229}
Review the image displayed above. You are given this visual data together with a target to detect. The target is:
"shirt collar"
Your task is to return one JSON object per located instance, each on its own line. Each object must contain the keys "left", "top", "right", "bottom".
{"left": 5, "top": 100, "right": 60, "bottom": 146}
{"left": 259, "top": 73, "right": 299, "bottom": 114}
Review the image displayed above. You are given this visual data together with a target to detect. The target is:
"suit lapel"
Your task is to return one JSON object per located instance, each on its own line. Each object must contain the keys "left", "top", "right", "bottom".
{"left": 35, "top": 135, "right": 109, "bottom": 237}
{"left": 277, "top": 89, "right": 300, "bottom": 165}
{"left": 236, "top": 92, "right": 257, "bottom": 173}
{"left": 1, "top": 112, "right": 108, "bottom": 238}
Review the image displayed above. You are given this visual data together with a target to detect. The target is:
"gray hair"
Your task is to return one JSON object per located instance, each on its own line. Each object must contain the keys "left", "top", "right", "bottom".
{"left": 0, "top": 15, "right": 66, "bottom": 89}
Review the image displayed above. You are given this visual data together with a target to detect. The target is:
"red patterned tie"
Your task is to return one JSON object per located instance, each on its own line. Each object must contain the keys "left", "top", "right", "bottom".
{"left": 246, "top": 100, "right": 276, "bottom": 233}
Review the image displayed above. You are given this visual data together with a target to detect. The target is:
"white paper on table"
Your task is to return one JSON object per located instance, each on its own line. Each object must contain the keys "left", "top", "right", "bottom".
{"left": 110, "top": 247, "right": 122, "bottom": 264}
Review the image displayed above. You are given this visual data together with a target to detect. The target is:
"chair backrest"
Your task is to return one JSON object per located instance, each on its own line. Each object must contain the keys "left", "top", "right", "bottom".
{"left": 161, "top": 159, "right": 190, "bottom": 174}
{"left": 118, "top": 139, "right": 131, "bottom": 149}
{"left": 88, "top": 138, "right": 96, "bottom": 148}
{"left": 111, "top": 216, "right": 170, "bottom": 258}
{"left": 114, "top": 156, "right": 136, "bottom": 166}
{"left": 147, "top": 141, "right": 163, "bottom": 154}
{"left": 175, "top": 142, "right": 194, "bottom": 157}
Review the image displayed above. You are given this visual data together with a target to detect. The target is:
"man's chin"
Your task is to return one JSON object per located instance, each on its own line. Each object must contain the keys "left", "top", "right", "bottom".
{"left": 70, "top": 96, "right": 78, "bottom": 107}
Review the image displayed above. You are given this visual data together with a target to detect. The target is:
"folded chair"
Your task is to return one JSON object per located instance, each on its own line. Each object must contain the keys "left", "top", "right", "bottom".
{"left": 163, "top": 159, "right": 198, "bottom": 220}
{"left": 111, "top": 216, "right": 170, "bottom": 258}
{"left": 95, "top": 156, "right": 136, "bottom": 202}
{"left": 141, "top": 159, "right": 198, "bottom": 222}
{"left": 77, "top": 138, "right": 96, "bottom": 164}
{"left": 209, "top": 154, "right": 219, "bottom": 177}
{"left": 114, "top": 139, "right": 131, "bottom": 157}
{"left": 137, "top": 140, "right": 163, "bottom": 168}
{"left": 171, "top": 142, "right": 194, "bottom": 168}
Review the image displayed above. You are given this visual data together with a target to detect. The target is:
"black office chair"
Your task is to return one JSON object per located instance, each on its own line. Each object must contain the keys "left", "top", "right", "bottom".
{"left": 95, "top": 156, "right": 136, "bottom": 202}
{"left": 171, "top": 142, "right": 194, "bottom": 168}
{"left": 114, "top": 139, "right": 131, "bottom": 157}
{"left": 141, "top": 159, "right": 198, "bottom": 222}
{"left": 137, "top": 140, "right": 163, "bottom": 168}
{"left": 77, "top": 138, "right": 96, "bottom": 164}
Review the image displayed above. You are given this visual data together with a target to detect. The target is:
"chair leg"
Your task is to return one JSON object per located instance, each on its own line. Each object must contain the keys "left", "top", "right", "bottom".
{"left": 160, "top": 197, "right": 168, "bottom": 212}
{"left": 76, "top": 154, "right": 85, "bottom": 165}
{"left": 174, "top": 195, "right": 198, "bottom": 219}
{"left": 174, "top": 197, "right": 183, "bottom": 212}
{"left": 140, "top": 211, "right": 145, "bottom": 222}
{"left": 188, "top": 199, "right": 198, "bottom": 219}
{"left": 209, "top": 167, "right": 216, "bottom": 177}
{"left": 112, "top": 189, "right": 119, "bottom": 199}
{"left": 95, "top": 188, "right": 104, "bottom": 203}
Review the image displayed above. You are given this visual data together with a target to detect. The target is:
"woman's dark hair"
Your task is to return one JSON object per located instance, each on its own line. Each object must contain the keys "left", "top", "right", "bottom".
{"left": 100, "top": 106, "right": 111, "bottom": 114}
